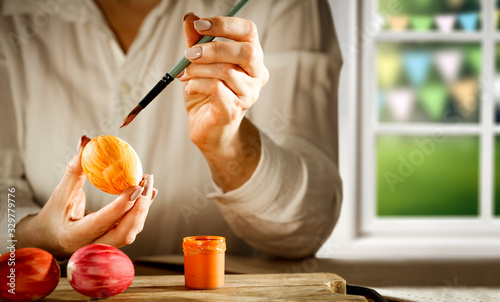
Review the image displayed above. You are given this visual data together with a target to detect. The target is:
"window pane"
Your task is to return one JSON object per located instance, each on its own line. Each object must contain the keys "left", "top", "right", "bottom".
{"left": 378, "top": 43, "right": 481, "bottom": 123}
{"left": 497, "top": 0, "right": 500, "bottom": 30}
{"left": 495, "top": 44, "right": 500, "bottom": 123}
{"left": 495, "top": 136, "right": 500, "bottom": 216}
{"left": 377, "top": 135, "right": 479, "bottom": 216}
{"left": 379, "top": 0, "right": 481, "bottom": 32}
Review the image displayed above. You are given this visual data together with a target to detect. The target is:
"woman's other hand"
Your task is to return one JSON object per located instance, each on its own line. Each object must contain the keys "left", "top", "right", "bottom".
{"left": 16, "top": 136, "right": 157, "bottom": 258}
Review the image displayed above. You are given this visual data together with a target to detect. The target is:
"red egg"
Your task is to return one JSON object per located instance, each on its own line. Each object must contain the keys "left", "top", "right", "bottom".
{"left": 0, "top": 247, "right": 60, "bottom": 302}
{"left": 67, "top": 244, "right": 134, "bottom": 298}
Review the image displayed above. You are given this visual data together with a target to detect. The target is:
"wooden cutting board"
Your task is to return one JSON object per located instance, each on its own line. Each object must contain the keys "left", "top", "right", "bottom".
{"left": 45, "top": 273, "right": 368, "bottom": 301}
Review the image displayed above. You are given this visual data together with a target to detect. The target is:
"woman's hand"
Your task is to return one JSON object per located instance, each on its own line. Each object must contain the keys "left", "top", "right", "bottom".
{"left": 180, "top": 13, "right": 268, "bottom": 191}
{"left": 16, "top": 136, "right": 157, "bottom": 258}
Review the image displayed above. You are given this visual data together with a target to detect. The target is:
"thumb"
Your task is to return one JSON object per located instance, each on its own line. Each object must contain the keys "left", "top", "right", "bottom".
{"left": 61, "top": 135, "right": 91, "bottom": 188}
{"left": 183, "top": 12, "right": 202, "bottom": 48}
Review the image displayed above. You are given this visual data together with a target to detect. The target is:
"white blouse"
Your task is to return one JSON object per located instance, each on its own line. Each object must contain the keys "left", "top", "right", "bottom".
{"left": 0, "top": 0, "right": 343, "bottom": 259}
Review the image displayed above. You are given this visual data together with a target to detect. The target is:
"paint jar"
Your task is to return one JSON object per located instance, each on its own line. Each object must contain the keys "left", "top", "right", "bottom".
{"left": 183, "top": 236, "right": 226, "bottom": 289}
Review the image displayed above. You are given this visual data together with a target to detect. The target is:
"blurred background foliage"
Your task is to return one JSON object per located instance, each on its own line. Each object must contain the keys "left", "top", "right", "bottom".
{"left": 377, "top": 136, "right": 479, "bottom": 216}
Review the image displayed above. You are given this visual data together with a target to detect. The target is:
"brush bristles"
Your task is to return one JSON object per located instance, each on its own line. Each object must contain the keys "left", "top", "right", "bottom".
{"left": 120, "top": 105, "right": 143, "bottom": 128}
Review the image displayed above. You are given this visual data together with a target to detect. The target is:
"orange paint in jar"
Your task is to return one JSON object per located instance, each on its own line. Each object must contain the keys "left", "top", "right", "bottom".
{"left": 183, "top": 236, "right": 226, "bottom": 289}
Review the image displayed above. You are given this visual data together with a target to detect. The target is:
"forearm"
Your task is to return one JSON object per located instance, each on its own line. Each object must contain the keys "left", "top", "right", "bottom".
{"left": 203, "top": 117, "right": 261, "bottom": 192}
{"left": 0, "top": 167, "right": 44, "bottom": 254}
{"left": 210, "top": 131, "right": 343, "bottom": 259}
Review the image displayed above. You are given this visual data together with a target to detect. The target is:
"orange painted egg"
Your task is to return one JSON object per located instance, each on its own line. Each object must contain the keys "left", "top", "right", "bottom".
{"left": 81, "top": 135, "right": 143, "bottom": 195}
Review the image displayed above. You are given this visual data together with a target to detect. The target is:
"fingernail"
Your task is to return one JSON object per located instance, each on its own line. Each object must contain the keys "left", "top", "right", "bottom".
{"left": 194, "top": 20, "right": 212, "bottom": 31}
{"left": 130, "top": 187, "right": 144, "bottom": 201}
{"left": 183, "top": 12, "right": 195, "bottom": 21}
{"left": 152, "top": 188, "right": 158, "bottom": 201}
{"left": 185, "top": 47, "right": 202, "bottom": 60}
{"left": 143, "top": 175, "right": 154, "bottom": 196}
{"left": 176, "top": 70, "right": 185, "bottom": 78}
{"left": 77, "top": 135, "right": 87, "bottom": 152}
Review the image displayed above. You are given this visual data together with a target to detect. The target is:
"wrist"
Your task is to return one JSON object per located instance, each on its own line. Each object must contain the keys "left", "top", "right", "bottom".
{"left": 202, "top": 118, "right": 262, "bottom": 192}
{"left": 15, "top": 214, "right": 40, "bottom": 248}
{"left": 195, "top": 119, "right": 242, "bottom": 156}
{"left": 16, "top": 213, "right": 68, "bottom": 258}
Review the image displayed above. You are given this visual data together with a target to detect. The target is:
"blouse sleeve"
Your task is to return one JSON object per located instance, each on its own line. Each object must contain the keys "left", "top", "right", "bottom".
{"left": 209, "top": 0, "right": 343, "bottom": 259}
{"left": 0, "top": 30, "right": 41, "bottom": 254}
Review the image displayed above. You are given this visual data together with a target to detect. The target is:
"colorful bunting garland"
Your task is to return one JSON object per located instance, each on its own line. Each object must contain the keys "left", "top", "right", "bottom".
{"left": 378, "top": 92, "right": 384, "bottom": 115}
{"left": 410, "top": 15, "right": 434, "bottom": 31}
{"left": 457, "top": 12, "right": 479, "bottom": 32}
{"left": 450, "top": 78, "right": 478, "bottom": 118}
{"left": 417, "top": 84, "right": 448, "bottom": 121}
{"left": 387, "top": 15, "right": 410, "bottom": 32}
{"left": 386, "top": 87, "right": 416, "bottom": 122}
{"left": 378, "top": 52, "right": 402, "bottom": 89}
{"left": 403, "top": 51, "right": 432, "bottom": 87}
{"left": 434, "top": 49, "right": 463, "bottom": 83}
{"left": 377, "top": 0, "right": 486, "bottom": 122}
{"left": 434, "top": 14, "right": 456, "bottom": 32}
{"left": 385, "top": 11, "right": 482, "bottom": 32}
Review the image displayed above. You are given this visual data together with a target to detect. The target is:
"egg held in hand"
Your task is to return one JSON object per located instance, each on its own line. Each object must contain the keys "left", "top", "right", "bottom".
{"left": 67, "top": 244, "right": 135, "bottom": 298}
{"left": 0, "top": 248, "right": 60, "bottom": 302}
{"left": 81, "top": 135, "right": 143, "bottom": 195}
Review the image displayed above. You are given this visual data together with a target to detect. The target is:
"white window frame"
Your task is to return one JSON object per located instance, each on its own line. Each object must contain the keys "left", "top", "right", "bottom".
{"left": 320, "top": 0, "right": 500, "bottom": 259}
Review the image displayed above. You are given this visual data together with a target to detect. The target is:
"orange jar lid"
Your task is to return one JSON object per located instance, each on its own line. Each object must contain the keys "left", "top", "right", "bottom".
{"left": 183, "top": 236, "right": 226, "bottom": 255}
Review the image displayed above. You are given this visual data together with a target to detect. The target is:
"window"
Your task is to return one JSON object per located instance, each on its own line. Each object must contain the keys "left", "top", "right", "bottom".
{"left": 321, "top": 0, "right": 500, "bottom": 258}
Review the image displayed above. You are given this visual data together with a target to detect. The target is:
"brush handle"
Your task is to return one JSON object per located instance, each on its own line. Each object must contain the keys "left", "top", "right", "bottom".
{"left": 138, "top": 73, "right": 174, "bottom": 108}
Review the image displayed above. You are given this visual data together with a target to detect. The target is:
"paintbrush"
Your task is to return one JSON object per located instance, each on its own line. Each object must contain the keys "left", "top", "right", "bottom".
{"left": 120, "top": 0, "right": 251, "bottom": 128}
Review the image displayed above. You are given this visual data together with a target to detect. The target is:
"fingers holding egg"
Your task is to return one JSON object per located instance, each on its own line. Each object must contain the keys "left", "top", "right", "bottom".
{"left": 78, "top": 185, "right": 143, "bottom": 239}
{"left": 94, "top": 175, "right": 155, "bottom": 247}
{"left": 76, "top": 135, "right": 154, "bottom": 248}
{"left": 58, "top": 135, "right": 92, "bottom": 193}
